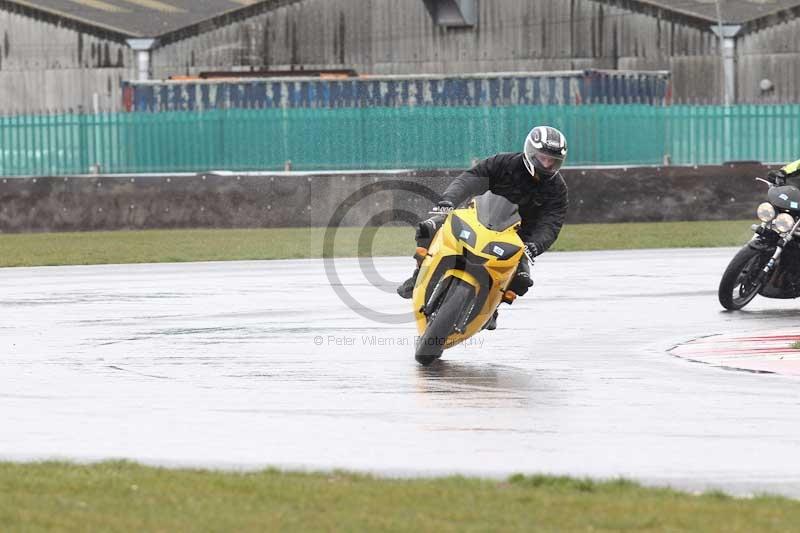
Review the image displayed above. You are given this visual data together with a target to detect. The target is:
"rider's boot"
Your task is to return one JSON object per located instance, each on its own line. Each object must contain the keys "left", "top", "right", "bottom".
{"left": 484, "top": 290, "right": 517, "bottom": 330}
{"left": 396, "top": 247, "right": 427, "bottom": 299}
{"left": 396, "top": 267, "right": 419, "bottom": 299}
{"left": 485, "top": 309, "right": 499, "bottom": 330}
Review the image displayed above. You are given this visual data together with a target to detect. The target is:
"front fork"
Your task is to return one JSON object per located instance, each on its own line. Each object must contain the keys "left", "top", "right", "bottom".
{"left": 761, "top": 247, "right": 784, "bottom": 282}
{"left": 752, "top": 219, "right": 800, "bottom": 282}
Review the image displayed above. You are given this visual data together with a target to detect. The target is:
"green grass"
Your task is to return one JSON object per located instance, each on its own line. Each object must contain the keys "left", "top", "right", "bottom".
{"left": 792, "top": 341, "right": 800, "bottom": 350}
{"left": 0, "top": 462, "right": 797, "bottom": 532}
{"left": 0, "top": 220, "right": 754, "bottom": 268}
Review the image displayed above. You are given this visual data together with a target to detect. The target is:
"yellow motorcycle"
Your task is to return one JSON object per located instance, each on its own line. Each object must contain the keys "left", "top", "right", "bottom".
{"left": 412, "top": 192, "right": 527, "bottom": 365}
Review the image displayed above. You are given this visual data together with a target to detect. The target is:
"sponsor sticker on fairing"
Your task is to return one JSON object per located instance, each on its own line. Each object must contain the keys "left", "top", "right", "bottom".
{"left": 492, "top": 245, "right": 505, "bottom": 257}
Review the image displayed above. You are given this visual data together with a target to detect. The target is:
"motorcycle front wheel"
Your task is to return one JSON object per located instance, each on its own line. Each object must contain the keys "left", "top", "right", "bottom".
{"left": 718, "top": 246, "right": 771, "bottom": 310}
{"left": 415, "top": 278, "right": 474, "bottom": 365}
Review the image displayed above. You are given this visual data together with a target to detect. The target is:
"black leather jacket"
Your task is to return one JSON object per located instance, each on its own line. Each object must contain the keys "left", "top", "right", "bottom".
{"left": 441, "top": 152, "right": 569, "bottom": 253}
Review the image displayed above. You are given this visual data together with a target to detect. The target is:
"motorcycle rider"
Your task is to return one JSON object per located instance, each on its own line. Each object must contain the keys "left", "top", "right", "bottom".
{"left": 767, "top": 159, "right": 800, "bottom": 185}
{"left": 397, "top": 125, "right": 569, "bottom": 330}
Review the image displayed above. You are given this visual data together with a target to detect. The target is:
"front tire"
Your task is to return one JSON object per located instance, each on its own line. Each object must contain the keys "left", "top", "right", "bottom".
{"left": 718, "top": 246, "right": 770, "bottom": 310}
{"left": 415, "top": 279, "right": 474, "bottom": 365}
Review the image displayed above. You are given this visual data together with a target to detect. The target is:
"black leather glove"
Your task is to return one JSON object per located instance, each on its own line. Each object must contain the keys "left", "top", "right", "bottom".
{"left": 767, "top": 169, "right": 787, "bottom": 186}
{"left": 510, "top": 269, "right": 533, "bottom": 296}
{"left": 431, "top": 200, "right": 454, "bottom": 214}
{"left": 524, "top": 242, "right": 541, "bottom": 262}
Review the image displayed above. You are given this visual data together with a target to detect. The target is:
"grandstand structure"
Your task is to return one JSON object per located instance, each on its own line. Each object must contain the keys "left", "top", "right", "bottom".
{"left": 1, "top": 0, "right": 800, "bottom": 112}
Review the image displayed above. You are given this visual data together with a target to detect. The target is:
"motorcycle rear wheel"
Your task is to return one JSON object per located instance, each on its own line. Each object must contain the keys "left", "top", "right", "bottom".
{"left": 415, "top": 278, "right": 474, "bottom": 365}
{"left": 718, "top": 246, "right": 770, "bottom": 310}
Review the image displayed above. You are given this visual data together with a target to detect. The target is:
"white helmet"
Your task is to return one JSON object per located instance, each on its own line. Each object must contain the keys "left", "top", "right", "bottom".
{"left": 523, "top": 126, "right": 567, "bottom": 180}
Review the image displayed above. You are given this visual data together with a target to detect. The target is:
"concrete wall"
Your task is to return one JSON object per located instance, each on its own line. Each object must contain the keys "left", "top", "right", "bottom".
{"left": 0, "top": 6, "right": 131, "bottom": 112}
{"left": 0, "top": 163, "right": 775, "bottom": 233}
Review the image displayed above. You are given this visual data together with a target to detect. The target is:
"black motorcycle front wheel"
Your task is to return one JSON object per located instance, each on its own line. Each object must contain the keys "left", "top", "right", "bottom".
{"left": 415, "top": 278, "right": 474, "bottom": 365}
{"left": 718, "top": 246, "right": 771, "bottom": 310}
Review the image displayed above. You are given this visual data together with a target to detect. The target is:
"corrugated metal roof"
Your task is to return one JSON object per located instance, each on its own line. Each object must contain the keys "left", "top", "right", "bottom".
{"left": 622, "top": 0, "right": 800, "bottom": 24}
{"left": 5, "top": 0, "right": 800, "bottom": 42}
{"left": 6, "top": 0, "right": 272, "bottom": 37}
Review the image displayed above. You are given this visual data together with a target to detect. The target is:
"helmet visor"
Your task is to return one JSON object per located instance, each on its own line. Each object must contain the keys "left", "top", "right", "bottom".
{"left": 524, "top": 138, "right": 565, "bottom": 176}
{"left": 533, "top": 151, "right": 564, "bottom": 171}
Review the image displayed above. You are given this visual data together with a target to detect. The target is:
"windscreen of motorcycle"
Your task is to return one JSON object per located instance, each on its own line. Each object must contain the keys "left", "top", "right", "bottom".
{"left": 473, "top": 192, "right": 521, "bottom": 231}
{"left": 768, "top": 185, "right": 800, "bottom": 212}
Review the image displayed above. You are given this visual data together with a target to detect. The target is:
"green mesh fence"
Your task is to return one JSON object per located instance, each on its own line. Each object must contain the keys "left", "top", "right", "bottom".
{"left": 0, "top": 105, "right": 797, "bottom": 176}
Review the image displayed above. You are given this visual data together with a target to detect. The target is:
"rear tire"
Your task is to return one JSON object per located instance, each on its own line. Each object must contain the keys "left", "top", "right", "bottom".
{"left": 718, "top": 246, "right": 770, "bottom": 310}
{"left": 415, "top": 279, "right": 474, "bottom": 365}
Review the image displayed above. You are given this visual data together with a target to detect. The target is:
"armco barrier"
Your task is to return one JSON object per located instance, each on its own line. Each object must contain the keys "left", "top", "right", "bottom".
{"left": 0, "top": 163, "right": 775, "bottom": 233}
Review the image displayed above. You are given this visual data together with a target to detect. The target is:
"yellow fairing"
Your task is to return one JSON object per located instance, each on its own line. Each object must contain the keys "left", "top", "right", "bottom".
{"left": 412, "top": 204, "right": 524, "bottom": 348}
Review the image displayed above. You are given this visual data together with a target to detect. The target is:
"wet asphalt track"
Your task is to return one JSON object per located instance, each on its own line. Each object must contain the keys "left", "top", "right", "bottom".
{"left": 2, "top": 248, "right": 800, "bottom": 497}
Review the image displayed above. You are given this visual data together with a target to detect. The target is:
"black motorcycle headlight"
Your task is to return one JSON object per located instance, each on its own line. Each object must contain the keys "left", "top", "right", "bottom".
{"left": 450, "top": 215, "right": 477, "bottom": 248}
{"left": 482, "top": 241, "right": 521, "bottom": 260}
